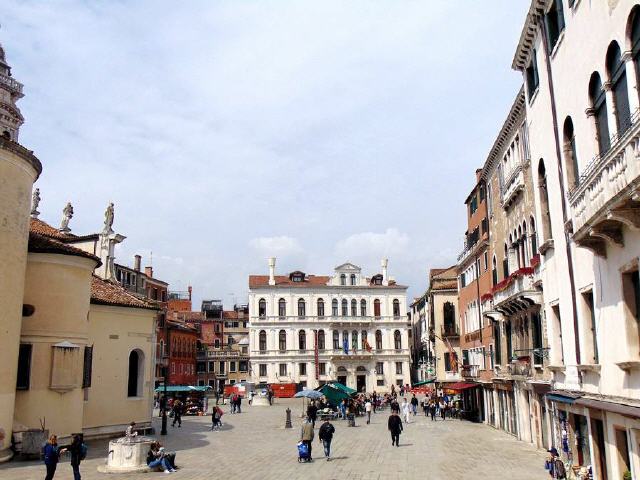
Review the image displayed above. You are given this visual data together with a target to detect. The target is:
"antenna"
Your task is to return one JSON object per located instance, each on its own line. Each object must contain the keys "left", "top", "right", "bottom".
{"left": 150, "top": 251, "right": 153, "bottom": 267}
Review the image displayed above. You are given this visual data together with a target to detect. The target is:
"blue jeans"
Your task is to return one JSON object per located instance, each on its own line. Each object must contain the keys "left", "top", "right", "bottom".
{"left": 148, "top": 458, "right": 170, "bottom": 471}
{"left": 72, "top": 463, "right": 81, "bottom": 480}
{"left": 322, "top": 439, "right": 331, "bottom": 458}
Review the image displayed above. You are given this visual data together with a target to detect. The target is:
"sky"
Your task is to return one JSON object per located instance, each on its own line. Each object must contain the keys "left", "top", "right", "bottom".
{"left": 3, "top": 0, "right": 527, "bottom": 308}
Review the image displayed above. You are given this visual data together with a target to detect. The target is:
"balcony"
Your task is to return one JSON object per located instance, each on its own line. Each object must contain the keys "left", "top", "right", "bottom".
{"left": 460, "top": 364, "right": 479, "bottom": 378}
{"left": 501, "top": 164, "right": 525, "bottom": 208}
{"left": 484, "top": 267, "right": 542, "bottom": 318}
{"left": 569, "top": 109, "right": 640, "bottom": 257}
{"left": 441, "top": 325, "right": 460, "bottom": 338}
{"left": 250, "top": 315, "right": 407, "bottom": 325}
{"left": 0, "top": 72, "right": 23, "bottom": 96}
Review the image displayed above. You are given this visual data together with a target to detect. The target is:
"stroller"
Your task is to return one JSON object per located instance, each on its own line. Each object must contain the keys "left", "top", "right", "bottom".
{"left": 297, "top": 442, "right": 311, "bottom": 463}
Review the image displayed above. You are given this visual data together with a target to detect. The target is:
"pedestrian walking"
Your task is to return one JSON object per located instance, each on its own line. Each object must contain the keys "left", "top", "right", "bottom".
{"left": 268, "top": 387, "right": 273, "bottom": 405}
{"left": 422, "top": 398, "right": 429, "bottom": 416}
{"left": 410, "top": 394, "right": 418, "bottom": 416}
{"left": 172, "top": 399, "right": 182, "bottom": 427}
{"left": 307, "top": 401, "right": 318, "bottom": 428}
{"left": 236, "top": 394, "right": 242, "bottom": 414}
{"left": 544, "top": 447, "right": 567, "bottom": 479}
{"left": 430, "top": 401, "right": 437, "bottom": 421}
{"left": 390, "top": 398, "right": 400, "bottom": 414}
{"left": 62, "top": 434, "right": 86, "bottom": 480}
{"left": 43, "top": 434, "right": 64, "bottom": 480}
{"left": 439, "top": 399, "right": 446, "bottom": 420}
{"left": 300, "top": 416, "right": 315, "bottom": 461}
{"left": 318, "top": 418, "right": 335, "bottom": 461}
{"left": 249, "top": 390, "right": 255, "bottom": 405}
{"left": 387, "top": 411, "right": 403, "bottom": 447}
{"left": 365, "top": 398, "right": 372, "bottom": 424}
{"left": 401, "top": 398, "right": 411, "bottom": 424}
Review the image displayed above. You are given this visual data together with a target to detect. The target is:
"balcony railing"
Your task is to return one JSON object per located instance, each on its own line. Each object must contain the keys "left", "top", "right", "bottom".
{"left": 460, "top": 364, "right": 479, "bottom": 378}
{"left": 0, "top": 73, "right": 23, "bottom": 95}
{"left": 491, "top": 267, "right": 535, "bottom": 306}
{"left": 251, "top": 347, "right": 409, "bottom": 357}
{"left": 252, "top": 315, "right": 407, "bottom": 323}
{"left": 500, "top": 163, "right": 525, "bottom": 208}
{"left": 441, "top": 325, "right": 460, "bottom": 338}
{"left": 569, "top": 108, "right": 640, "bottom": 236}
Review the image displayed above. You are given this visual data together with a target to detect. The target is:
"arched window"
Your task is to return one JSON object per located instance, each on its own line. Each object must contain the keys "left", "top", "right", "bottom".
{"left": 503, "top": 243, "right": 509, "bottom": 279}
{"left": 374, "top": 299, "right": 381, "bottom": 318}
{"left": 333, "top": 330, "right": 340, "bottom": 350}
{"left": 492, "top": 256, "right": 498, "bottom": 286}
{"left": 394, "top": 330, "right": 402, "bottom": 350}
{"left": 332, "top": 299, "right": 338, "bottom": 316}
{"left": 606, "top": 41, "right": 631, "bottom": 135}
{"left": 318, "top": 329, "right": 325, "bottom": 350}
{"left": 127, "top": 349, "right": 144, "bottom": 397}
{"left": 361, "top": 330, "right": 367, "bottom": 350}
{"left": 350, "top": 273, "right": 356, "bottom": 285}
{"left": 351, "top": 299, "right": 357, "bottom": 316}
{"left": 589, "top": 73, "right": 611, "bottom": 155}
{"left": 530, "top": 217, "right": 538, "bottom": 255}
{"left": 279, "top": 330, "right": 287, "bottom": 351}
{"left": 340, "top": 273, "right": 346, "bottom": 286}
{"left": 341, "top": 299, "right": 348, "bottom": 316}
{"left": 538, "top": 159, "right": 553, "bottom": 242}
{"left": 630, "top": 6, "right": 640, "bottom": 98}
{"left": 562, "top": 117, "right": 580, "bottom": 190}
{"left": 298, "top": 298, "right": 306, "bottom": 317}
{"left": 522, "top": 222, "right": 528, "bottom": 265}
{"left": 352, "top": 330, "right": 358, "bottom": 351}
{"left": 259, "top": 330, "right": 267, "bottom": 352}
{"left": 393, "top": 299, "right": 400, "bottom": 317}
{"left": 278, "top": 298, "right": 286, "bottom": 318}
{"left": 360, "top": 299, "right": 367, "bottom": 316}
{"left": 375, "top": 330, "right": 383, "bottom": 350}
{"left": 342, "top": 330, "right": 349, "bottom": 349}
{"left": 317, "top": 298, "right": 325, "bottom": 317}
{"left": 298, "top": 330, "right": 306, "bottom": 350}
{"left": 517, "top": 226, "right": 523, "bottom": 268}
{"left": 258, "top": 298, "right": 266, "bottom": 317}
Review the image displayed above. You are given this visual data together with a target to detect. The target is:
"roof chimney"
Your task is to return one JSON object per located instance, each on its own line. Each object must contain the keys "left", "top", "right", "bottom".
{"left": 188, "top": 285, "right": 192, "bottom": 300}
{"left": 268, "top": 257, "right": 276, "bottom": 286}
{"left": 134, "top": 254, "right": 141, "bottom": 272}
{"left": 381, "top": 258, "right": 389, "bottom": 286}
{"left": 145, "top": 266, "right": 153, "bottom": 278}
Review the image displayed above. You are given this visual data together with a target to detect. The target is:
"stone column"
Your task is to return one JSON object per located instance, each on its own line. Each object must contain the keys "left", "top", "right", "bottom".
{"left": 623, "top": 51, "right": 640, "bottom": 115}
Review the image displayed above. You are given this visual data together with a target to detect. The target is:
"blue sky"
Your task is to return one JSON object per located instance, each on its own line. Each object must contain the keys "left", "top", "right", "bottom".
{"left": 3, "top": 1, "right": 527, "bottom": 307}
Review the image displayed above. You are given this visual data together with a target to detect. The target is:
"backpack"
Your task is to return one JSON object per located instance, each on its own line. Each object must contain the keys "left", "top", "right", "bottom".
{"left": 80, "top": 443, "right": 88, "bottom": 461}
{"left": 554, "top": 459, "right": 566, "bottom": 478}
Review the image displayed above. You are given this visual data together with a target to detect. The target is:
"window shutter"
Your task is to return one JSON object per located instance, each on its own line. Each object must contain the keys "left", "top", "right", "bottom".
{"left": 82, "top": 345, "right": 93, "bottom": 388}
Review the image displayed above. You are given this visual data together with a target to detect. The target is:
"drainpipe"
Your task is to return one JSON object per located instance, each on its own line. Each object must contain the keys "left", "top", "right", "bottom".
{"left": 539, "top": 18, "right": 581, "bottom": 365}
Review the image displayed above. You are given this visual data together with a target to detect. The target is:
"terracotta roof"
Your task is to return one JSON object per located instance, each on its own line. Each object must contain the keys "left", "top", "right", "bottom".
{"left": 90, "top": 275, "right": 159, "bottom": 310}
{"left": 28, "top": 232, "right": 102, "bottom": 265}
{"left": 249, "top": 275, "right": 331, "bottom": 288}
{"left": 429, "top": 266, "right": 458, "bottom": 292}
{"left": 29, "top": 218, "right": 99, "bottom": 242}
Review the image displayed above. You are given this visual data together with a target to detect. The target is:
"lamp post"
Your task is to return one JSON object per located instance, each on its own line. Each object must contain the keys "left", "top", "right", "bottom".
{"left": 161, "top": 318, "right": 169, "bottom": 436}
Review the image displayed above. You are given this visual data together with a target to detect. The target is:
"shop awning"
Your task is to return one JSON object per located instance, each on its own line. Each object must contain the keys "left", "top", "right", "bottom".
{"left": 413, "top": 379, "right": 436, "bottom": 387}
{"left": 546, "top": 390, "right": 582, "bottom": 404}
{"left": 154, "top": 385, "right": 212, "bottom": 393}
{"left": 575, "top": 397, "right": 640, "bottom": 418}
{"left": 443, "top": 382, "right": 478, "bottom": 391}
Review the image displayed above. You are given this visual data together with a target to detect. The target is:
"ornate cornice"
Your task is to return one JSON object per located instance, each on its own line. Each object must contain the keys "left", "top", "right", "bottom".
{"left": 0, "top": 136, "right": 42, "bottom": 179}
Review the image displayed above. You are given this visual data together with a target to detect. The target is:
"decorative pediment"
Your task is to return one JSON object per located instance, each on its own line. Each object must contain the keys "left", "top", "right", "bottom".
{"left": 334, "top": 262, "right": 361, "bottom": 272}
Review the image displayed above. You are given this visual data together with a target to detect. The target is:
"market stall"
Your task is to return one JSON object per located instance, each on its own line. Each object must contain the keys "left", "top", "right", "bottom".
{"left": 155, "top": 385, "right": 212, "bottom": 415}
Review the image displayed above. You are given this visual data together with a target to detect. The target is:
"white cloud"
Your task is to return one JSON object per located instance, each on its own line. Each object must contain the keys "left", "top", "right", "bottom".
{"left": 335, "top": 228, "right": 410, "bottom": 260}
{"left": 249, "top": 236, "right": 303, "bottom": 256}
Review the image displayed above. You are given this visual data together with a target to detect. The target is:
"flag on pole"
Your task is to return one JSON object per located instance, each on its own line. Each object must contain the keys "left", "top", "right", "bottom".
{"left": 314, "top": 331, "right": 319, "bottom": 378}
{"left": 343, "top": 338, "right": 349, "bottom": 354}
{"left": 364, "top": 339, "right": 372, "bottom": 353}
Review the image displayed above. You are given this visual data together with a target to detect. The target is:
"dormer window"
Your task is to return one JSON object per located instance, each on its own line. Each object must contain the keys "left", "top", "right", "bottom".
{"left": 372, "top": 274, "right": 383, "bottom": 286}
{"left": 340, "top": 274, "right": 346, "bottom": 286}
{"left": 289, "top": 271, "right": 305, "bottom": 282}
{"left": 350, "top": 274, "right": 356, "bottom": 285}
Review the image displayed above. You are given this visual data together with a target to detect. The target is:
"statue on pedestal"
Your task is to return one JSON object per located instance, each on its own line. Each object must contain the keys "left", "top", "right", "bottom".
{"left": 60, "top": 202, "right": 74, "bottom": 232}
{"left": 104, "top": 202, "right": 115, "bottom": 233}
{"left": 30, "top": 188, "right": 41, "bottom": 218}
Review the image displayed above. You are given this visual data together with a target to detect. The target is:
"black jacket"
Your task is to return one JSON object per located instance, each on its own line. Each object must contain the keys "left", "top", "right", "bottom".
{"left": 318, "top": 422, "right": 335, "bottom": 441}
{"left": 307, "top": 404, "right": 318, "bottom": 419}
{"left": 62, "top": 438, "right": 83, "bottom": 466}
{"left": 388, "top": 415, "right": 403, "bottom": 434}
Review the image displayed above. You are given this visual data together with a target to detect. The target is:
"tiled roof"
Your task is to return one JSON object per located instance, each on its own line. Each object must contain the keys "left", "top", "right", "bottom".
{"left": 249, "top": 275, "right": 331, "bottom": 288}
{"left": 90, "top": 275, "right": 159, "bottom": 310}
{"left": 429, "top": 266, "right": 458, "bottom": 292}
{"left": 30, "top": 218, "right": 74, "bottom": 239}
{"left": 28, "top": 232, "right": 102, "bottom": 265}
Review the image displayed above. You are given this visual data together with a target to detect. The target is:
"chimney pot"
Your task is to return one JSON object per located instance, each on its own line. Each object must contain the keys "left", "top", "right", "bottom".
{"left": 381, "top": 258, "right": 389, "bottom": 286}
{"left": 134, "top": 255, "right": 141, "bottom": 272}
{"left": 268, "top": 257, "right": 276, "bottom": 286}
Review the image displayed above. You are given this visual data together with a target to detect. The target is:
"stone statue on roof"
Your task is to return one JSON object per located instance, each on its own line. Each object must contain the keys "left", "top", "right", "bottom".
{"left": 60, "top": 202, "right": 74, "bottom": 232}
{"left": 104, "top": 202, "right": 114, "bottom": 233}
{"left": 30, "top": 188, "right": 40, "bottom": 218}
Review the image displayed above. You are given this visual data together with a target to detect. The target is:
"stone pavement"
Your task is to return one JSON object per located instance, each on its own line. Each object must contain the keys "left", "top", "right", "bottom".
{"left": 0, "top": 398, "right": 547, "bottom": 480}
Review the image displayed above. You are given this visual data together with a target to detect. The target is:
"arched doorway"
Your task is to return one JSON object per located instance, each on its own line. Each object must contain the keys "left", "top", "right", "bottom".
{"left": 356, "top": 366, "right": 367, "bottom": 393}
{"left": 336, "top": 366, "right": 347, "bottom": 387}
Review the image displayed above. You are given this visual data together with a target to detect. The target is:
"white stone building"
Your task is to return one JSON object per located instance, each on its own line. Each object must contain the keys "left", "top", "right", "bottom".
{"left": 512, "top": 1, "right": 640, "bottom": 478}
{"left": 248, "top": 259, "right": 411, "bottom": 393}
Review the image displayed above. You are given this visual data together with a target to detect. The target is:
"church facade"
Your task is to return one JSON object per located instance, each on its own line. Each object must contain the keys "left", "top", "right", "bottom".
{"left": 248, "top": 259, "right": 411, "bottom": 392}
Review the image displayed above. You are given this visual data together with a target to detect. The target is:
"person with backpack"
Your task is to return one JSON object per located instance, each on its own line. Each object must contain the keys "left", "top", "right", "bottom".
{"left": 62, "top": 434, "right": 86, "bottom": 480}
{"left": 318, "top": 418, "right": 335, "bottom": 461}
{"left": 43, "top": 434, "right": 64, "bottom": 480}
{"left": 545, "top": 447, "right": 567, "bottom": 479}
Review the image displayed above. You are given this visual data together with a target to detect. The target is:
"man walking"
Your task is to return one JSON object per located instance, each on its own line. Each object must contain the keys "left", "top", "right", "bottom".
{"left": 171, "top": 399, "right": 182, "bottom": 427}
{"left": 307, "top": 401, "right": 318, "bottom": 428}
{"left": 365, "top": 398, "right": 372, "bottom": 424}
{"left": 401, "top": 398, "right": 411, "bottom": 424}
{"left": 430, "top": 401, "right": 437, "bottom": 421}
{"left": 300, "top": 416, "right": 315, "bottom": 461}
{"left": 318, "top": 418, "right": 335, "bottom": 461}
{"left": 410, "top": 394, "right": 418, "bottom": 416}
{"left": 387, "top": 411, "right": 403, "bottom": 447}
{"left": 372, "top": 391, "right": 377, "bottom": 413}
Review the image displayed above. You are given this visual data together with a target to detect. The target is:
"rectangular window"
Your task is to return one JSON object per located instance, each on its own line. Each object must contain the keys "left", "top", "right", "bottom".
{"left": 481, "top": 218, "right": 488, "bottom": 236}
{"left": 219, "top": 361, "right": 225, "bottom": 374}
{"left": 299, "top": 363, "right": 307, "bottom": 376}
{"left": 198, "top": 379, "right": 205, "bottom": 386}
{"left": 377, "top": 379, "right": 385, "bottom": 387}
{"left": 229, "top": 361, "right": 236, "bottom": 372}
{"left": 526, "top": 50, "right": 539, "bottom": 99}
{"left": 545, "top": 0, "right": 565, "bottom": 52}
{"left": 489, "top": 344, "right": 495, "bottom": 369}
{"left": 319, "top": 362, "right": 326, "bottom": 375}
{"left": 208, "top": 361, "right": 215, "bottom": 372}
{"left": 259, "top": 364, "right": 267, "bottom": 377}
{"left": 16, "top": 344, "right": 32, "bottom": 390}
{"left": 376, "top": 362, "right": 384, "bottom": 375}
{"left": 460, "top": 273, "right": 466, "bottom": 288}
{"left": 484, "top": 251, "right": 489, "bottom": 271}
{"left": 551, "top": 305, "right": 564, "bottom": 364}
{"left": 82, "top": 345, "right": 93, "bottom": 389}
{"left": 395, "top": 362, "right": 403, "bottom": 374}
{"left": 279, "top": 363, "right": 287, "bottom": 377}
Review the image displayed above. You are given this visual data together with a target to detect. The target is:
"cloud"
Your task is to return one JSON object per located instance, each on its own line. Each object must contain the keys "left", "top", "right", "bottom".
{"left": 335, "top": 228, "right": 410, "bottom": 260}
{"left": 249, "top": 236, "right": 303, "bottom": 256}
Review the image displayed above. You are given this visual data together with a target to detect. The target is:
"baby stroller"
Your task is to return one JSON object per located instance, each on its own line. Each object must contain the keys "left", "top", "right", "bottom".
{"left": 297, "top": 442, "right": 311, "bottom": 463}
